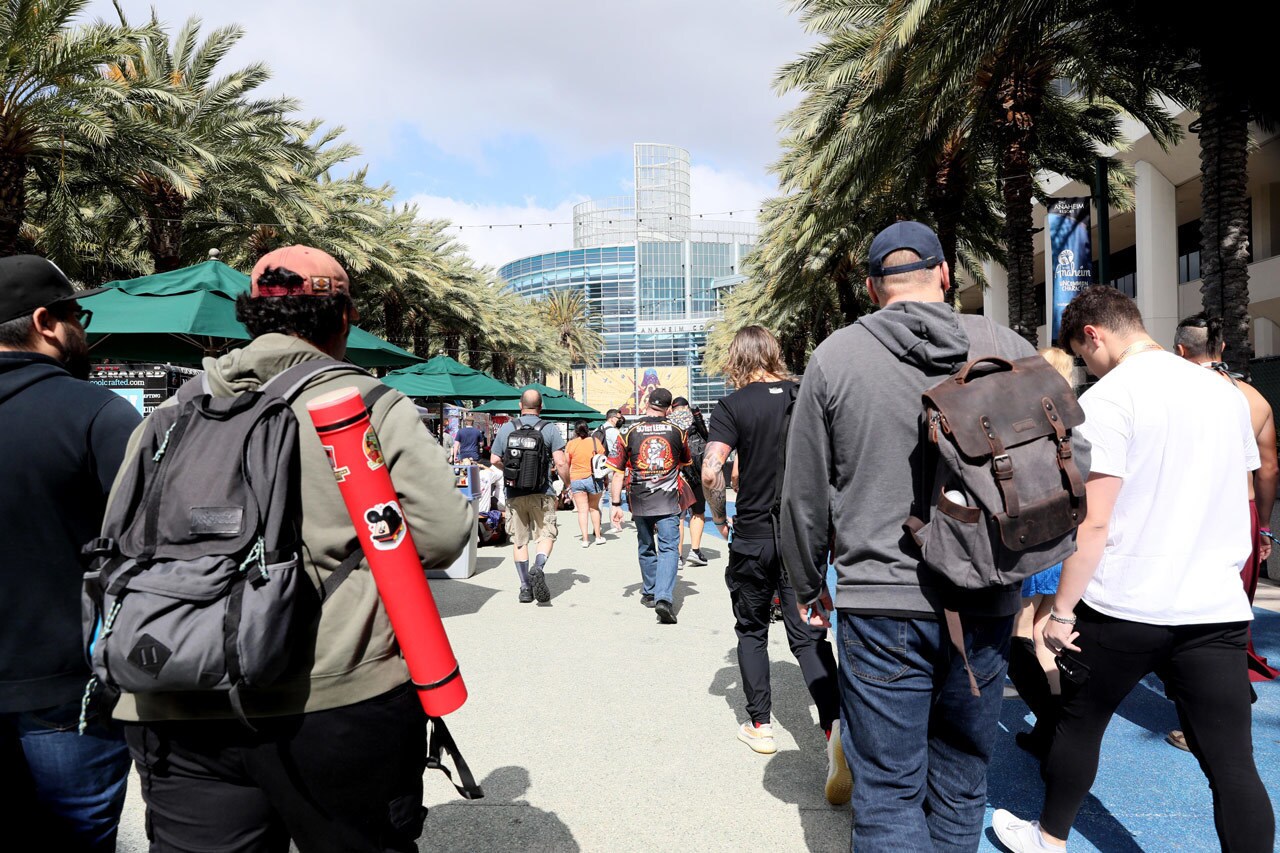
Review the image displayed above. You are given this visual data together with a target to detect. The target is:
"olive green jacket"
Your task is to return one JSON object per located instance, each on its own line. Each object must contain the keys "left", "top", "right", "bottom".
{"left": 111, "top": 334, "right": 473, "bottom": 721}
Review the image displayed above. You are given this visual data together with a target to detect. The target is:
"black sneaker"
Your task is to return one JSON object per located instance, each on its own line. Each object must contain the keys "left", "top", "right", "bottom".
{"left": 655, "top": 600, "right": 677, "bottom": 624}
{"left": 529, "top": 567, "right": 551, "bottom": 603}
{"left": 640, "top": 593, "right": 655, "bottom": 608}
{"left": 518, "top": 586, "right": 533, "bottom": 604}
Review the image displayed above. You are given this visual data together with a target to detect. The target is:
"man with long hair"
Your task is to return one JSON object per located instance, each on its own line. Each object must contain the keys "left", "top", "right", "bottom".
{"left": 702, "top": 326, "right": 846, "bottom": 803}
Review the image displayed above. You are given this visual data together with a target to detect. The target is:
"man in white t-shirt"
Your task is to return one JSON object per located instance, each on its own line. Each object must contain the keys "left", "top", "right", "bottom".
{"left": 994, "top": 287, "right": 1274, "bottom": 853}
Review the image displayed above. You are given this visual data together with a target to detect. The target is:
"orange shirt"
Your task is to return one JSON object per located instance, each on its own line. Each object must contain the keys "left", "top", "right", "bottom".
{"left": 566, "top": 436, "right": 604, "bottom": 481}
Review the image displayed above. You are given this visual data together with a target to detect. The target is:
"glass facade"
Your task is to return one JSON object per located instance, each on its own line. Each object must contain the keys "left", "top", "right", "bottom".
{"left": 498, "top": 143, "right": 759, "bottom": 412}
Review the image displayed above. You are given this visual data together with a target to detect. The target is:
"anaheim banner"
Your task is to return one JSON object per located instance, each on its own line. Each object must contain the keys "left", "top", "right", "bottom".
{"left": 1047, "top": 197, "right": 1093, "bottom": 343}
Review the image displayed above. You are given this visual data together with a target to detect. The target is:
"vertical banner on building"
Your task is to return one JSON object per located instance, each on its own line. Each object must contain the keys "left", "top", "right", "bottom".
{"left": 1047, "top": 197, "right": 1093, "bottom": 342}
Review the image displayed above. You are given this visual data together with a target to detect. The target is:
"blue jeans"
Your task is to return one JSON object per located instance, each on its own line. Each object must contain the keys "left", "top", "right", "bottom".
{"left": 634, "top": 514, "right": 680, "bottom": 603}
{"left": 837, "top": 611, "right": 1011, "bottom": 852}
{"left": 1, "top": 698, "right": 131, "bottom": 851}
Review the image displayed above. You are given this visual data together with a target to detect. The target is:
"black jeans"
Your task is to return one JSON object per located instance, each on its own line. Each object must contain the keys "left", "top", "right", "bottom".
{"left": 1041, "top": 605, "right": 1274, "bottom": 851}
{"left": 725, "top": 534, "right": 839, "bottom": 729}
{"left": 125, "top": 684, "right": 427, "bottom": 853}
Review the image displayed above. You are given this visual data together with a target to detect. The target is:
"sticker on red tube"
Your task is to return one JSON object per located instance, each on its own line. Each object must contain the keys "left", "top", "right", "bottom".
{"left": 363, "top": 428, "right": 385, "bottom": 470}
{"left": 364, "top": 501, "right": 406, "bottom": 550}
{"left": 323, "top": 445, "right": 351, "bottom": 483}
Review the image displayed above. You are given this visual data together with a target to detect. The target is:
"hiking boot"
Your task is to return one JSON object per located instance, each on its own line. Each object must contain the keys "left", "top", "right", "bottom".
{"left": 529, "top": 567, "right": 550, "bottom": 603}
{"left": 825, "top": 720, "right": 852, "bottom": 806}
{"left": 518, "top": 586, "right": 533, "bottom": 604}
{"left": 655, "top": 600, "right": 677, "bottom": 624}
{"left": 640, "top": 593, "right": 655, "bottom": 608}
{"left": 991, "top": 809, "right": 1065, "bottom": 851}
{"left": 685, "top": 549, "right": 707, "bottom": 567}
{"left": 737, "top": 721, "right": 777, "bottom": 755}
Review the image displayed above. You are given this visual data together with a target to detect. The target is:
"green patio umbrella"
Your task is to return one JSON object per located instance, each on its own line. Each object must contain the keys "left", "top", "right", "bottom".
{"left": 471, "top": 384, "right": 605, "bottom": 422}
{"left": 82, "top": 260, "right": 422, "bottom": 368}
{"left": 381, "top": 355, "right": 522, "bottom": 401}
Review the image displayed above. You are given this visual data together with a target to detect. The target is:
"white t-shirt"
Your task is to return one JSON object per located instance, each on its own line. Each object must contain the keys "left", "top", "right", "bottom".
{"left": 1078, "top": 350, "right": 1258, "bottom": 625}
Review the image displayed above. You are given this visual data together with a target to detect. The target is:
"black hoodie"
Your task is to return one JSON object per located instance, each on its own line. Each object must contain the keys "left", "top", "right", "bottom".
{"left": 0, "top": 353, "right": 141, "bottom": 712}
{"left": 778, "top": 303, "right": 1044, "bottom": 617}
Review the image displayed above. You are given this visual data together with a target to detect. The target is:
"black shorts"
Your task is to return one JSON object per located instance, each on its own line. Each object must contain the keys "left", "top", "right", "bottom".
{"left": 684, "top": 475, "right": 706, "bottom": 516}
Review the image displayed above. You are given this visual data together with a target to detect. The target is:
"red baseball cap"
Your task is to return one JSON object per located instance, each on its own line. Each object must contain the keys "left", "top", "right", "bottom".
{"left": 250, "top": 245, "right": 350, "bottom": 297}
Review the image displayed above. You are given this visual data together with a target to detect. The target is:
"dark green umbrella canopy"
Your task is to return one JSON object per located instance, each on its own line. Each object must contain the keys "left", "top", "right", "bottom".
{"left": 382, "top": 355, "right": 522, "bottom": 401}
{"left": 472, "top": 384, "right": 605, "bottom": 422}
{"left": 82, "top": 260, "right": 422, "bottom": 368}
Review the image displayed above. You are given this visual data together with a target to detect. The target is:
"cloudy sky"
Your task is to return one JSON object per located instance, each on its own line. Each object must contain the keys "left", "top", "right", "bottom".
{"left": 87, "top": 1, "right": 813, "bottom": 267}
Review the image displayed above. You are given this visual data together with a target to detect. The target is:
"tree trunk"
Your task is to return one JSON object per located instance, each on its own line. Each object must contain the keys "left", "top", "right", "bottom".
{"left": 831, "top": 253, "right": 861, "bottom": 324}
{"left": 413, "top": 318, "right": 431, "bottom": 357}
{"left": 384, "top": 299, "right": 406, "bottom": 350}
{"left": 145, "top": 187, "right": 187, "bottom": 273}
{"left": 444, "top": 333, "right": 460, "bottom": 361}
{"left": 927, "top": 147, "right": 965, "bottom": 308}
{"left": 1198, "top": 66, "right": 1254, "bottom": 375}
{"left": 0, "top": 153, "right": 29, "bottom": 257}
{"left": 992, "top": 69, "right": 1043, "bottom": 346}
{"left": 466, "top": 332, "right": 483, "bottom": 369}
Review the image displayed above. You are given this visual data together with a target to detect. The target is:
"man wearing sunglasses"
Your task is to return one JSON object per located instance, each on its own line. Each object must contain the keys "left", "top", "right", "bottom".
{"left": 0, "top": 255, "right": 141, "bottom": 851}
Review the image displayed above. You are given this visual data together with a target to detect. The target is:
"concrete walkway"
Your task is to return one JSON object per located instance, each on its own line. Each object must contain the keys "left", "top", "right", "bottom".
{"left": 115, "top": 519, "right": 1280, "bottom": 852}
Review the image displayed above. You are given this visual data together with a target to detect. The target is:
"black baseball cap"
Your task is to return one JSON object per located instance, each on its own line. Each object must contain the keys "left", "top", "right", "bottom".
{"left": 0, "top": 255, "right": 107, "bottom": 324}
{"left": 868, "top": 221, "right": 945, "bottom": 277}
{"left": 649, "top": 387, "right": 673, "bottom": 409}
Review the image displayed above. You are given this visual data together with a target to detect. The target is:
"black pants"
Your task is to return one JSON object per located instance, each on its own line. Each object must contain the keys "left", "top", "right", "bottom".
{"left": 726, "top": 534, "right": 839, "bottom": 729}
{"left": 125, "top": 684, "right": 427, "bottom": 853}
{"left": 1041, "top": 605, "right": 1274, "bottom": 851}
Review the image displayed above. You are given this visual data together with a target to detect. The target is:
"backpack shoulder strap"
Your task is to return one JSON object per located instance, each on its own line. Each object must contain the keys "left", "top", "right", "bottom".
{"left": 175, "top": 372, "right": 211, "bottom": 403}
{"left": 262, "top": 359, "right": 370, "bottom": 404}
{"left": 959, "top": 314, "right": 1002, "bottom": 362}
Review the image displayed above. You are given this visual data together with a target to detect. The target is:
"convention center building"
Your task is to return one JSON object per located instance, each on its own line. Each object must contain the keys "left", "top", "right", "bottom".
{"left": 498, "top": 143, "right": 758, "bottom": 413}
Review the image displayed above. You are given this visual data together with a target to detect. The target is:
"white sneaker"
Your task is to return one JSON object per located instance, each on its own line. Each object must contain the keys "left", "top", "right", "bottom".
{"left": 581, "top": 539, "right": 591, "bottom": 548}
{"left": 824, "top": 720, "right": 852, "bottom": 806}
{"left": 991, "top": 809, "right": 1065, "bottom": 852}
{"left": 737, "top": 721, "right": 777, "bottom": 754}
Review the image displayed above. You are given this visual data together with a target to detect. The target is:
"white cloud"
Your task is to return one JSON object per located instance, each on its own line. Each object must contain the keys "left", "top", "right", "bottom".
{"left": 89, "top": 0, "right": 811, "bottom": 177}
{"left": 407, "top": 195, "right": 584, "bottom": 270}
{"left": 412, "top": 164, "right": 776, "bottom": 269}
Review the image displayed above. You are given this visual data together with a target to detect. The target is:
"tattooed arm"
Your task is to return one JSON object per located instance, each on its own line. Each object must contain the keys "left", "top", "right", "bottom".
{"left": 702, "top": 441, "right": 733, "bottom": 536}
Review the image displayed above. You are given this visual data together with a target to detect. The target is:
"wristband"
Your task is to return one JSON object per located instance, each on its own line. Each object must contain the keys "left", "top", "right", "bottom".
{"left": 1048, "top": 610, "right": 1077, "bottom": 626}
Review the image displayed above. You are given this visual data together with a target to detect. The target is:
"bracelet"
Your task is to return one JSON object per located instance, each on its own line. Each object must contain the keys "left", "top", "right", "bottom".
{"left": 1048, "top": 610, "right": 1077, "bottom": 626}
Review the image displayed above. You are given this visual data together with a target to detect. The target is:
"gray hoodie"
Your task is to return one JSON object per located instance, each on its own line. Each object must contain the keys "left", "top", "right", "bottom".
{"left": 778, "top": 302, "right": 1039, "bottom": 617}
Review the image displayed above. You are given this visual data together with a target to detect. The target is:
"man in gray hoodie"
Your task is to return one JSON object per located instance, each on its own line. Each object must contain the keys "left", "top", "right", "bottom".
{"left": 779, "top": 222, "right": 1039, "bottom": 852}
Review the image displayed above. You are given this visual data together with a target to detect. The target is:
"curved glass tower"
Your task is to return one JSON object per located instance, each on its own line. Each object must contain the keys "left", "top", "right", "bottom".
{"left": 498, "top": 144, "right": 758, "bottom": 413}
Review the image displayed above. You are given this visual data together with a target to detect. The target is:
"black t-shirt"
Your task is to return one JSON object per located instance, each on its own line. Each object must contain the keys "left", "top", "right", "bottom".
{"left": 708, "top": 380, "right": 797, "bottom": 539}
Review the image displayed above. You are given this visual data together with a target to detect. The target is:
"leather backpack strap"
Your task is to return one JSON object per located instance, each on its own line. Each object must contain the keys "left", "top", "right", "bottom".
{"left": 945, "top": 609, "right": 981, "bottom": 697}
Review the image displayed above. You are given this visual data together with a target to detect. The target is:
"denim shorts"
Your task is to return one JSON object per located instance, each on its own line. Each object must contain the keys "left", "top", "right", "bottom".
{"left": 570, "top": 477, "right": 601, "bottom": 495}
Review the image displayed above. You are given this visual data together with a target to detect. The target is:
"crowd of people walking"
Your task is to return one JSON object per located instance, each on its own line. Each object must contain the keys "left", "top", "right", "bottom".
{"left": 2, "top": 221, "right": 1275, "bottom": 852}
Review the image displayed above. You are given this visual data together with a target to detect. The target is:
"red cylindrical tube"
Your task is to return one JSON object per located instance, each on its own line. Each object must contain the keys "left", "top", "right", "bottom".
{"left": 306, "top": 387, "right": 467, "bottom": 717}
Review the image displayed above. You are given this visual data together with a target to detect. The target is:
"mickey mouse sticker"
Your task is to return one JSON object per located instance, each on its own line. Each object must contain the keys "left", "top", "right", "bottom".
{"left": 364, "top": 500, "right": 407, "bottom": 551}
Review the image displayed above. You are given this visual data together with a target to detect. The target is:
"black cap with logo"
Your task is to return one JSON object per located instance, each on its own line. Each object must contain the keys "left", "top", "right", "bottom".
{"left": 648, "top": 387, "right": 673, "bottom": 409}
{"left": 0, "top": 255, "right": 106, "bottom": 325}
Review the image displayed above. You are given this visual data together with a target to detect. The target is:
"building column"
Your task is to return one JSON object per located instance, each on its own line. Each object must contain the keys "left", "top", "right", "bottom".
{"left": 1135, "top": 160, "right": 1180, "bottom": 348}
{"left": 982, "top": 260, "right": 1009, "bottom": 327}
{"left": 1254, "top": 317, "right": 1280, "bottom": 358}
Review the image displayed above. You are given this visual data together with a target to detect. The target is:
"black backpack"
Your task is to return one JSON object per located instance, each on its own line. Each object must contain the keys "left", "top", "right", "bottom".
{"left": 81, "top": 361, "right": 385, "bottom": 723}
{"left": 502, "top": 418, "right": 551, "bottom": 494}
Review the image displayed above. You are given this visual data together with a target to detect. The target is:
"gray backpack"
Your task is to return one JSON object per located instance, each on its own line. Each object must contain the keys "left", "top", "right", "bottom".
{"left": 904, "top": 318, "right": 1087, "bottom": 693}
{"left": 81, "top": 360, "right": 385, "bottom": 723}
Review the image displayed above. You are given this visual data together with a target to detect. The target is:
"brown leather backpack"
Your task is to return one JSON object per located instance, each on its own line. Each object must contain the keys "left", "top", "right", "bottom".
{"left": 906, "top": 328, "right": 1089, "bottom": 693}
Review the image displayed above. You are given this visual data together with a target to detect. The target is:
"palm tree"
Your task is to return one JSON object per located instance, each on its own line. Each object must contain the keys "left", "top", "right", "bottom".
{"left": 538, "top": 289, "right": 602, "bottom": 397}
{"left": 793, "top": 0, "right": 1182, "bottom": 345}
{"left": 0, "top": 0, "right": 161, "bottom": 256}
{"left": 101, "top": 10, "right": 315, "bottom": 272}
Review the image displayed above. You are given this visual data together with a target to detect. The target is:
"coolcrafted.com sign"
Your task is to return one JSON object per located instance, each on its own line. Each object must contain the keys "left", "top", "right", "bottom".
{"left": 1047, "top": 197, "right": 1093, "bottom": 343}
